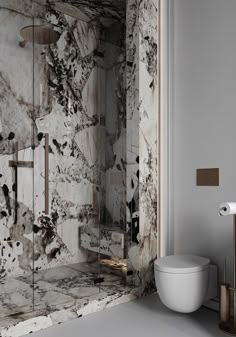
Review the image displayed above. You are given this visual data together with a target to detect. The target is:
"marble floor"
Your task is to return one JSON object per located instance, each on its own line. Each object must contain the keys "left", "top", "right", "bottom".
{"left": 0, "top": 262, "right": 130, "bottom": 328}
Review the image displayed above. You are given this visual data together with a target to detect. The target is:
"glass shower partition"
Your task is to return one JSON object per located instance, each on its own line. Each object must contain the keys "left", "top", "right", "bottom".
{"left": 31, "top": 2, "right": 102, "bottom": 313}
{"left": 0, "top": 2, "right": 35, "bottom": 318}
{"left": 0, "top": 0, "right": 128, "bottom": 320}
{"left": 97, "top": 30, "right": 128, "bottom": 282}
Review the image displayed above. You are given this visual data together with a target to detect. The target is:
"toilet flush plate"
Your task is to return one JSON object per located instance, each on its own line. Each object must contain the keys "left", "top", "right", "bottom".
{"left": 196, "top": 168, "right": 219, "bottom": 186}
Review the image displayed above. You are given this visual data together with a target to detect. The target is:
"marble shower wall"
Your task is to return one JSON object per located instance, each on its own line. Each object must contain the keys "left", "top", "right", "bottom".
{"left": 32, "top": 5, "right": 127, "bottom": 270}
{"left": 78, "top": 24, "right": 127, "bottom": 255}
{"left": 0, "top": 0, "right": 45, "bottom": 278}
{"left": 34, "top": 0, "right": 126, "bottom": 26}
{"left": 100, "top": 27, "right": 126, "bottom": 231}
{"left": 0, "top": 0, "right": 127, "bottom": 277}
{"left": 33, "top": 6, "right": 102, "bottom": 272}
{"left": 0, "top": 0, "right": 159, "bottom": 290}
{"left": 126, "top": 0, "right": 159, "bottom": 290}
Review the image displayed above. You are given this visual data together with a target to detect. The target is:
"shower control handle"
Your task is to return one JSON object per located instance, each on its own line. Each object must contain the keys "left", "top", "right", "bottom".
{"left": 45, "top": 133, "right": 49, "bottom": 215}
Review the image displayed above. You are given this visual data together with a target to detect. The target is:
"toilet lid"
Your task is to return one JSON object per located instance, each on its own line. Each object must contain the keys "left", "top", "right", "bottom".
{"left": 154, "top": 255, "right": 210, "bottom": 274}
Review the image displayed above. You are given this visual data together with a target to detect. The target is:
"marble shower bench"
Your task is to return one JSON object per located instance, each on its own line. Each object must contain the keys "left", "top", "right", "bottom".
{"left": 79, "top": 226, "right": 126, "bottom": 259}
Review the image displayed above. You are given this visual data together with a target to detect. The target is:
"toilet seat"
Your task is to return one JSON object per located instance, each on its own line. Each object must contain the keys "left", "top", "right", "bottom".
{"left": 154, "top": 255, "right": 210, "bottom": 274}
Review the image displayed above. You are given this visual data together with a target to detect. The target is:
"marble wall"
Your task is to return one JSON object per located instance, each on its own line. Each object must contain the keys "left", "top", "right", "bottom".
{"left": 34, "top": 0, "right": 126, "bottom": 25}
{"left": 33, "top": 5, "right": 104, "bottom": 272}
{"left": 100, "top": 31, "right": 126, "bottom": 230}
{"left": 0, "top": 0, "right": 127, "bottom": 278}
{"left": 0, "top": 0, "right": 41, "bottom": 278}
{"left": 0, "top": 0, "right": 160, "bottom": 294}
{"left": 126, "top": 0, "right": 159, "bottom": 290}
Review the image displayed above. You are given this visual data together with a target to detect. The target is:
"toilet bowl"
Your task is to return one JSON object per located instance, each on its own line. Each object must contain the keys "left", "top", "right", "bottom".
{"left": 154, "top": 255, "right": 210, "bottom": 313}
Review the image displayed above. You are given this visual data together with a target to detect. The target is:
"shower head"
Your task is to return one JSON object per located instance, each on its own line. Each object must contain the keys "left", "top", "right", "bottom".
{"left": 19, "top": 25, "right": 60, "bottom": 46}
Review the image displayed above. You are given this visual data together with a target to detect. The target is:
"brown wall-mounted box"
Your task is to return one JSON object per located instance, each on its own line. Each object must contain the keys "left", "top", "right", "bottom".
{"left": 196, "top": 168, "right": 219, "bottom": 186}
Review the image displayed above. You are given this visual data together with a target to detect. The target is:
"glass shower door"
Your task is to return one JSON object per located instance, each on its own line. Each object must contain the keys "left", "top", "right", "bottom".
{"left": 97, "top": 34, "right": 128, "bottom": 288}
{"left": 32, "top": 2, "right": 102, "bottom": 313}
{"left": 0, "top": 3, "right": 35, "bottom": 317}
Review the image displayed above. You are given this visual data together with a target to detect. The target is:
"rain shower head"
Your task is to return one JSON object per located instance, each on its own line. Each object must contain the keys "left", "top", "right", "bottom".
{"left": 19, "top": 25, "right": 60, "bottom": 46}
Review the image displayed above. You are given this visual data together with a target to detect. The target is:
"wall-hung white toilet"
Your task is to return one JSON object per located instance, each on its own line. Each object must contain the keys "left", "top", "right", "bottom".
{"left": 154, "top": 255, "right": 210, "bottom": 313}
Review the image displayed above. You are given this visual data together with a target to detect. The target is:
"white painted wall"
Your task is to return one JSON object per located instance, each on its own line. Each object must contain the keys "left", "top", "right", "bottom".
{"left": 170, "top": 0, "right": 236, "bottom": 286}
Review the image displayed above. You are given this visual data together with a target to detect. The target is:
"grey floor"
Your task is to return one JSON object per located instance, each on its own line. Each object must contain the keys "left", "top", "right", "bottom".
{"left": 25, "top": 294, "right": 227, "bottom": 337}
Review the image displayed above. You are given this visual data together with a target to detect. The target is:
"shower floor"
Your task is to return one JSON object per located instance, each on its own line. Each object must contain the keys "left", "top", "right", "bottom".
{"left": 0, "top": 262, "right": 137, "bottom": 336}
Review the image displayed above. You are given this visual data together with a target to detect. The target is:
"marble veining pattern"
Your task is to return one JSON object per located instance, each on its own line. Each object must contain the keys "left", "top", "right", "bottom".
{"left": 34, "top": 0, "right": 126, "bottom": 24}
{"left": 0, "top": 1, "right": 127, "bottom": 277}
{"left": 0, "top": 0, "right": 160, "bottom": 335}
{"left": 79, "top": 226, "right": 126, "bottom": 259}
{"left": 0, "top": 262, "right": 138, "bottom": 337}
{"left": 126, "top": 0, "right": 159, "bottom": 290}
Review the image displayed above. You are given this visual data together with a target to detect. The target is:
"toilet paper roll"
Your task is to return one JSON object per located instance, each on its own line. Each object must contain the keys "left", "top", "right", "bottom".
{"left": 219, "top": 202, "right": 236, "bottom": 216}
